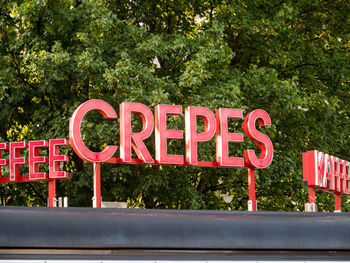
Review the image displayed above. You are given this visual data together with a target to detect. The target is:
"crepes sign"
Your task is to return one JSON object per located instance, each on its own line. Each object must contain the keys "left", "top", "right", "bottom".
{"left": 0, "top": 99, "right": 274, "bottom": 210}
{"left": 69, "top": 100, "right": 273, "bottom": 168}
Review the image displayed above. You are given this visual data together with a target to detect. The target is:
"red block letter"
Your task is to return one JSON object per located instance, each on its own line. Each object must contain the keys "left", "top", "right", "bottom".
{"left": 29, "top": 140, "right": 49, "bottom": 180}
{"left": 120, "top": 102, "right": 154, "bottom": 163}
{"left": 0, "top": 143, "right": 9, "bottom": 177}
{"left": 216, "top": 108, "right": 244, "bottom": 167}
{"left": 243, "top": 109, "right": 273, "bottom": 168}
{"left": 344, "top": 161, "right": 350, "bottom": 194}
{"left": 302, "top": 150, "right": 328, "bottom": 189}
{"left": 339, "top": 159, "right": 346, "bottom": 194}
{"left": 155, "top": 104, "right": 183, "bottom": 164}
{"left": 327, "top": 156, "right": 337, "bottom": 191}
{"left": 185, "top": 106, "right": 216, "bottom": 165}
{"left": 10, "top": 142, "right": 28, "bottom": 181}
{"left": 49, "top": 139, "right": 69, "bottom": 179}
{"left": 69, "top": 99, "right": 118, "bottom": 162}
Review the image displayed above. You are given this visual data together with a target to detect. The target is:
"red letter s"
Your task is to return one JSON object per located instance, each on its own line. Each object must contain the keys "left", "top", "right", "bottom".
{"left": 243, "top": 110, "right": 273, "bottom": 168}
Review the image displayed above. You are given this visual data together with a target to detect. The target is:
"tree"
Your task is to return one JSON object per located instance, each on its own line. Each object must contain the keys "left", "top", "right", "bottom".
{"left": 0, "top": 0, "right": 349, "bottom": 211}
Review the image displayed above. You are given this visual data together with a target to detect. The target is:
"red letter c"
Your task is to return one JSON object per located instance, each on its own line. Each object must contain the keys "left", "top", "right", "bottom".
{"left": 69, "top": 99, "right": 118, "bottom": 162}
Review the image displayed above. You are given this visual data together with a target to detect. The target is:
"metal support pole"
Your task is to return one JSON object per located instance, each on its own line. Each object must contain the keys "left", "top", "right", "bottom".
{"left": 63, "top": 197, "right": 68, "bottom": 207}
{"left": 305, "top": 187, "right": 317, "bottom": 212}
{"left": 247, "top": 167, "right": 257, "bottom": 211}
{"left": 58, "top": 197, "right": 63, "bottom": 207}
{"left": 308, "top": 187, "right": 315, "bottom": 204}
{"left": 93, "top": 162, "right": 101, "bottom": 208}
{"left": 48, "top": 178, "right": 56, "bottom": 207}
{"left": 335, "top": 194, "right": 341, "bottom": 212}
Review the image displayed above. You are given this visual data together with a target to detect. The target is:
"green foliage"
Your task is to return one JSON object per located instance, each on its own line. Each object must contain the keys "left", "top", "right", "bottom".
{"left": 0, "top": 0, "right": 349, "bottom": 211}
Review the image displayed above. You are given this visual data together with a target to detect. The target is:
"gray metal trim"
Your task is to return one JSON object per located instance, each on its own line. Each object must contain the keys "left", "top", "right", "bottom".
{"left": 0, "top": 207, "right": 349, "bottom": 250}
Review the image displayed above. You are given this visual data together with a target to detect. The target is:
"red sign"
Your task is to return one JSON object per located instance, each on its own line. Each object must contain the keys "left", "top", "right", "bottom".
{"left": 69, "top": 100, "right": 274, "bottom": 168}
{"left": 0, "top": 99, "right": 274, "bottom": 210}
{"left": 303, "top": 150, "right": 350, "bottom": 195}
{"left": 0, "top": 139, "right": 69, "bottom": 183}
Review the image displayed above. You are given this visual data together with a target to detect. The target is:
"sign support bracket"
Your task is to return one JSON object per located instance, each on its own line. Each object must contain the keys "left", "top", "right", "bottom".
{"left": 48, "top": 178, "right": 56, "bottom": 207}
{"left": 335, "top": 194, "right": 341, "bottom": 212}
{"left": 248, "top": 167, "right": 257, "bottom": 211}
{"left": 93, "top": 162, "right": 101, "bottom": 208}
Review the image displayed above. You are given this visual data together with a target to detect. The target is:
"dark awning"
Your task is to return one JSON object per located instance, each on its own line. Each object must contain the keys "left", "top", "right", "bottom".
{"left": 0, "top": 206, "right": 349, "bottom": 250}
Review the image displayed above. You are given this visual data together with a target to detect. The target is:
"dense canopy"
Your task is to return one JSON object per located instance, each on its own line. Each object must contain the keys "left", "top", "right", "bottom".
{"left": 0, "top": 0, "right": 349, "bottom": 211}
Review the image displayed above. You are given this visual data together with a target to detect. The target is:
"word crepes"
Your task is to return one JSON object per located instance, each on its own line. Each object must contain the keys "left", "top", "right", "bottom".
{"left": 69, "top": 99, "right": 274, "bottom": 169}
